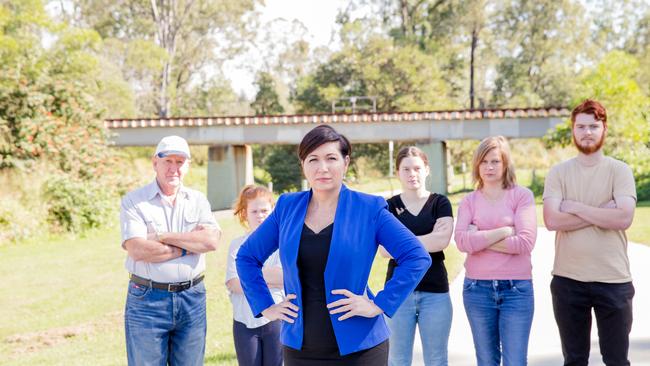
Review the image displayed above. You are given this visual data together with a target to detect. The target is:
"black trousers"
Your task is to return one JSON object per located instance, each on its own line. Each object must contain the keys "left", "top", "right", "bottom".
{"left": 550, "top": 275, "right": 634, "bottom": 366}
{"left": 233, "top": 320, "right": 282, "bottom": 366}
{"left": 283, "top": 340, "right": 389, "bottom": 366}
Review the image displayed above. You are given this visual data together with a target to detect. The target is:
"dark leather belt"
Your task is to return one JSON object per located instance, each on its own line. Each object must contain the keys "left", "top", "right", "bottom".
{"left": 130, "top": 273, "right": 204, "bottom": 292}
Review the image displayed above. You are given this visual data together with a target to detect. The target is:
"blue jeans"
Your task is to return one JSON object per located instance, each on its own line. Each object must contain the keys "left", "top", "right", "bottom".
{"left": 462, "top": 278, "right": 534, "bottom": 366}
{"left": 125, "top": 280, "right": 207, "bottom": 366}
{"left": 387, "top": 291, "right": 453, "bottom": 366}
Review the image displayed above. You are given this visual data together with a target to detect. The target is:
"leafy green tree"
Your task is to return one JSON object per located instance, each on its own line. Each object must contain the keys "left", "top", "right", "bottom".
{"left": 248, "top": 71, "right": 300, "bottom": 191}
{"left": 263, "top": 145, "right": 302, "bottom": 192}
{"left": 251, "top": 71, "right": 285, "bottom": 115}
{"left": 293, "top": 32, "right": 452, "bottom": 113}
{"left": 173, "top": 77, "right": 249, "bottom": 116}
{"left": 69, "top": 0, "right": 260, "bottom": 117}
{"left": 588, "top": 0, "right": 650, "bottom": 52}
{"left": 491, "top": 0, "right": 590, "bottom": 107}
{"left": 0, "top": 0, "right": 127, "bottom": 234}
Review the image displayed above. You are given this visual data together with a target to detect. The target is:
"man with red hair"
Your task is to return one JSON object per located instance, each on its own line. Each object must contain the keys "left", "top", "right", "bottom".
{"left": 543, "top": 99, "right": 637, "bottom": 365}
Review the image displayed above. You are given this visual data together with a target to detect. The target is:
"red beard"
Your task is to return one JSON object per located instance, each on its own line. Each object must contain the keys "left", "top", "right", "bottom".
{"left": 572, "top": 131, "right": 606, "bottom": 155}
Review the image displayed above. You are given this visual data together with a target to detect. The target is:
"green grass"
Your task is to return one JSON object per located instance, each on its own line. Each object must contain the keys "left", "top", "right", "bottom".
{"left": 0, "top": 217, "right": 245, "bottom": 366}
{"left": 346, "top": 176, "right": 401, "bottom": 195}
{"left": 628, "top": 201, "right": 650, "bottom": 246}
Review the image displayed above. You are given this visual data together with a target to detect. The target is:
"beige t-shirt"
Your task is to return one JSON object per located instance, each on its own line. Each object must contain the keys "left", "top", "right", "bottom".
{"left": 543, "top": 156, "right": 636, "bottom": 283}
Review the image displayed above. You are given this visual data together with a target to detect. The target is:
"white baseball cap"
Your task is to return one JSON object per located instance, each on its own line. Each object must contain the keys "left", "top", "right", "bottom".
{"left": 154, "top": 135, "right": 191, "bottom": 159}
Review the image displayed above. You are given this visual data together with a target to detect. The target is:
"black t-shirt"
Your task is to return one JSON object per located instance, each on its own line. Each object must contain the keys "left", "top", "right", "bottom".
{"left": 384, "top": 193, "right": 453, "bottom": 293}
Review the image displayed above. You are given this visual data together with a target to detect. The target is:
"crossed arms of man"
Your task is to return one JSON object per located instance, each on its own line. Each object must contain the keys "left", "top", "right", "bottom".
{"left": 543, "top": 196, "right": 635, "bottom": 232}
{"left": 120, "top": 197, "right": 221, "bottom": 263}
{"left": 124, "top": 224, "right": 221, "bottom": 263}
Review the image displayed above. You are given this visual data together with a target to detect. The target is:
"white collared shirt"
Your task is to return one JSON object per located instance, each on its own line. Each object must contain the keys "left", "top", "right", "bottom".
{"left": 120, "top": 180, "right": 220, "bottom": 282}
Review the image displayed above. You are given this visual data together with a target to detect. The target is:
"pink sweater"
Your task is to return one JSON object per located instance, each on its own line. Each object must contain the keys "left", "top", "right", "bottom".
{"left": 454, "top": 185, "right": 537, "bottom": 280}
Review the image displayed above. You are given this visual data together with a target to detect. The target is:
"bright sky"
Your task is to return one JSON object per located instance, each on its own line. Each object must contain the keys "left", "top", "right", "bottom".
{"left": 224, "top": 0, "right": 348, "bottom": 98}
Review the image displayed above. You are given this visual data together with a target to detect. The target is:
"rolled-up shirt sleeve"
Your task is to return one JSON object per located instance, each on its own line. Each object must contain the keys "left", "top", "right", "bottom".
{"left": 120, "top": 195, "right": 147, "bottom": 247}
{"left": 454, "top": 196, "right": 491, "bottom": 254}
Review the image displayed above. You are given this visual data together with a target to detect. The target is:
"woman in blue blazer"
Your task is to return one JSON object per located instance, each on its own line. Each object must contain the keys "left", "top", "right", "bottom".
{"left": 236, "top": 125, "right": 431, "bottom": 365}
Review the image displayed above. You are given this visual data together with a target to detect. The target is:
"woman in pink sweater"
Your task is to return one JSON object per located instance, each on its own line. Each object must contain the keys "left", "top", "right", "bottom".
{"left": 454, "top": 136, "right": 537, "bottom": 366}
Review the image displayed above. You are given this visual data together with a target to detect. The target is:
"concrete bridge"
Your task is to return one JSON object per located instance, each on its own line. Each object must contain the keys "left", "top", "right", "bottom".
{"left": 105, "top": 107, "right": 569, "bottom": 209}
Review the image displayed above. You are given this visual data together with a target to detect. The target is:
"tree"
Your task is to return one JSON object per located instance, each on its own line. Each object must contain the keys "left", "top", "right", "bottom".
{"left": 263, "top": 145, "right": 302, "bottom": 192}
{"left": 292, "top": 30, "right": 452, "bottom": 113}
{"left": 490, "top": 0, "right": 590, "bottom": 107}
{"left": 250, "top": 71, "right": 284, "bottom": 115}
{"left": 0, "top": 0, "right": 125, "bottom": 233}
{"left": 587, "top": 0, "right": 650, "bottom": 53}
{"left": 343, "top": 0, "right": 473, "bottom": 106}
{"left": 69, "top": 0, "right": 260, "bottom": 117}
{"left": 173, "top": 76, "right": 249, "bottom": 116}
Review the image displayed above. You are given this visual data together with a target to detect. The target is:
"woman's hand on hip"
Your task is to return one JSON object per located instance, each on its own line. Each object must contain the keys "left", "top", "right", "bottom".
{"left": 261, "top": 294, "right": 299, "bottom": 323}
{"left": 327, "top": 289, "right": 383, "bottom": 321}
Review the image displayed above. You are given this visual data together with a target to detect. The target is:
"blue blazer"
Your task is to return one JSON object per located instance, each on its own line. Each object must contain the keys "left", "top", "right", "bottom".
{"left": 236, "top": 185, "right": 431, "bottom": 355}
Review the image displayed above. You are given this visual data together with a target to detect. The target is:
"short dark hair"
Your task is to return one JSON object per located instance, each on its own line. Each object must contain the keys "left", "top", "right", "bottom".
{"left": 298, "top": 125, "right": 352, "bottom": 161}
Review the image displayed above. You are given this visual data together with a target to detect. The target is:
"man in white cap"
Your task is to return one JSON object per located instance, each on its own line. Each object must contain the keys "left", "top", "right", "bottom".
{"left": 120, "top": 135, "right": 221, "bottom": 365}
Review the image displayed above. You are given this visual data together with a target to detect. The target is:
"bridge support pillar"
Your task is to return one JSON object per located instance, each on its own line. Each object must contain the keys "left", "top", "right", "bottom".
{"left": 416, "top": 140, "right": 448, "bottom": 195}
{"left": 207, "top": 145, "right": 253, "bottom": 210}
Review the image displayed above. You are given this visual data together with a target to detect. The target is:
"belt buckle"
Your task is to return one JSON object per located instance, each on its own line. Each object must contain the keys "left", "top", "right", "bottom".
{"left": 168, "top": 281, "right": 191, "bottom": 292}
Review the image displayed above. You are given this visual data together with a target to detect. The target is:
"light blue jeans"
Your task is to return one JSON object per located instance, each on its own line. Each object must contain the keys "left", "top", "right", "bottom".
{"left": 462, "top": 278, "right": 534, "bottom": 366}
{"left": 125, "top": 280, "right": 207, "bottom": 366}
{"left": 387, "top": 291, "right": 453, "bottom": 366}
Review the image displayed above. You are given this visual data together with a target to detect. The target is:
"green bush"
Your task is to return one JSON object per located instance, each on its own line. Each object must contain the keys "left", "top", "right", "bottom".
{"left": 264, "top": 145, "right": 302, "bottom": 192}
{"left": 528, "top": 170, "right": 546, "bottom": 198}
{"left": 638, "top": 176, "right": 650, "bottom": 201}
{"left": 43, "top": 175, "right": 117, "bottom": 233}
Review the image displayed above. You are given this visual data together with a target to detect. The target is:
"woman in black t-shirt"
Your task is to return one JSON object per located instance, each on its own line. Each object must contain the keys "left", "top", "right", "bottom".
{"left": 380, "top": 146, "right": 454, "bottom": 366}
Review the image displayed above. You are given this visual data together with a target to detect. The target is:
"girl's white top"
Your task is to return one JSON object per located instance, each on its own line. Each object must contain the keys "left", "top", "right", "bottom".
{"left": 226, "top": 234, "right": 284, "bottom": 328}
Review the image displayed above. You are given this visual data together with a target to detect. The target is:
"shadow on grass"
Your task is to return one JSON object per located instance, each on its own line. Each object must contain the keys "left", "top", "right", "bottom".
{"left": 205, "top": 352, "right": 237, "bottom": 364}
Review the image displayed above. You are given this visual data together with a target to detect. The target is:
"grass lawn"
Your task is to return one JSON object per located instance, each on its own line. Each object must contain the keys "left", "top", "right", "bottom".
{"left": 628, "top": 201, "right": 650, "bottom": 246}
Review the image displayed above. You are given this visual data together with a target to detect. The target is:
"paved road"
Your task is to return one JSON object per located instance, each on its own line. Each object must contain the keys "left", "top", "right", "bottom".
{"left": 411, "top": 228, "right": 650, "bottom": 365}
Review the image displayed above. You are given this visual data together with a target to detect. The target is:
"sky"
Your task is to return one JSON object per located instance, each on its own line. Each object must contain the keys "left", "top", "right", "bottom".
{"left": 224, "top": 0, "right": 348, "bottom": 98}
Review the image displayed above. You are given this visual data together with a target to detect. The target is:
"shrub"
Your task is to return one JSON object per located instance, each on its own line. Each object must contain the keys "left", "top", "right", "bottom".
{"left": 264, "top": 145, "right": 302, "bottom": 192}
{"left": 43, "top": 175, "right": 117, "bottom": 233}
{"left": 528, "top": 170, "right": 546, "bottom": 198}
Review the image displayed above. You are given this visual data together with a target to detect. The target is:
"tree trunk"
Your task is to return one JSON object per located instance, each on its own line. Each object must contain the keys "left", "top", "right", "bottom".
{"left": 400, "top": 0, "right": 410, "bottom": 37}
{"left": 151, "top": 0, "right": 188, "bottom": 117}
{"left": 469, "top": 24, "right": 478, "bottom": 110}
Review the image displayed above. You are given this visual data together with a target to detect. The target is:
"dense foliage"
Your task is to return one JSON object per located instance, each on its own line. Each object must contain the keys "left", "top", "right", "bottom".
{"left": 0, "top": 0, "right": 125, "bottom": 238}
